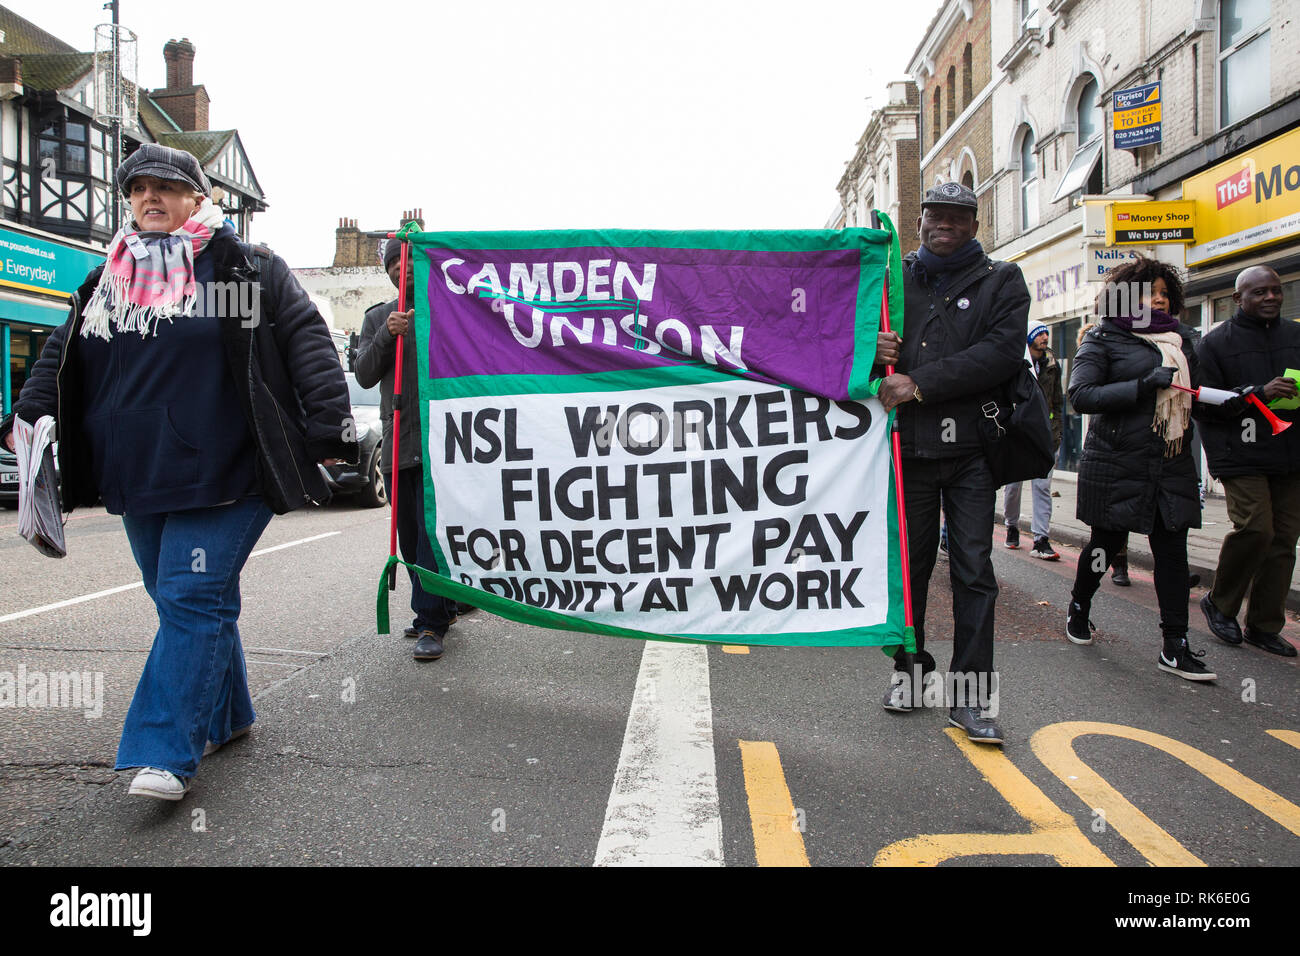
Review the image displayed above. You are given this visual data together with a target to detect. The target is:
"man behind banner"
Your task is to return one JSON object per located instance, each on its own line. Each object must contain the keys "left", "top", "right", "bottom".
{"left": 355, "top": 238, "right": 456, "bottom": 661}
{"left": 876, "top": 182, "right": 1030, "bottom": 744}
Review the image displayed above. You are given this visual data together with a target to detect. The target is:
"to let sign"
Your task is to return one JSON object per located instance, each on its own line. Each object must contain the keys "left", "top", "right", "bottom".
{"left": 1113, "top": 83, "right": 1162, "bottom": 150}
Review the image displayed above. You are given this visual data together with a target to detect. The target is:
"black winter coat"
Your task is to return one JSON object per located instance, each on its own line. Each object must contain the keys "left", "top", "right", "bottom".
{"left": 1069, "top": 320, "right": 1202, "bottom": 534}
{"left": 1194, "top": 308, "right": 1300, "bottom": 479}
{"left": 353, "top": 297, "right": 423, "bottom": 473}
{"left": 896, "top": 252, "right": 1031, "bottom": 458}
{"left": 0, "top": 235, "right": 356, "bottom": 515}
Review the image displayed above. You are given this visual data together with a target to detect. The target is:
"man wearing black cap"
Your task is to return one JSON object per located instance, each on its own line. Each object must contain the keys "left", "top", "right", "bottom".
{"left": 354, "top": 238, "right": 456, "bottom": 660}
{"left": 875, "top": 182, "right": 1030, "bottom": 743}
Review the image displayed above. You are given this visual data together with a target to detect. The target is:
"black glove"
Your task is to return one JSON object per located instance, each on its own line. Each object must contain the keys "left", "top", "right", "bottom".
{"left": 1138, "top": 366, "right": 1175, "bottom": 395}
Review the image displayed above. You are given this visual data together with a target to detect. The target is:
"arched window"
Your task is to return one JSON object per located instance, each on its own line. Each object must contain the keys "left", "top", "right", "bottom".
{"left": 933, "top": 87, "right": 942, "bottom": 142}
{"left": 946, "top": 66, "right": 957, "bottom": 126}
{"left": 1019, "top": 126, "right": 1038, "bottom": 232}
{"left": 1053, "top": 75, "right": 1105, "bottom": 201}
{"left": 962, "top": 44, "right": 973, "bottom": 107}
{"left": 1075, "top": 76, "right": 1101, "bottom": 142}
{"left": 961, "top": 169, "right": 974, "bottom": 191}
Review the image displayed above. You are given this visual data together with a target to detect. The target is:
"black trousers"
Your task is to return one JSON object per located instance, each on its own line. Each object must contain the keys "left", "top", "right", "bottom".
{"left": 893, "top": 453, "right": 998, "bottom": 683}
{"left": 1071, "top": 518, "right": 1189, "bottom": 639}
{"left": 387, "top": 466, "right": 455, "bottom": 634}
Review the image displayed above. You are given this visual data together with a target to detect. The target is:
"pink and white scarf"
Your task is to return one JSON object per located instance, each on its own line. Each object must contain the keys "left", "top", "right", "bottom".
{"left": 81, "top": 197, "right": 227, "bottom": 341}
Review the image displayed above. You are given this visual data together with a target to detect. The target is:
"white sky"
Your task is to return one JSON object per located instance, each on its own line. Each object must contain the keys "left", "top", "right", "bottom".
{"left": 12, "top": 0, "right": 934, "bottom": 266}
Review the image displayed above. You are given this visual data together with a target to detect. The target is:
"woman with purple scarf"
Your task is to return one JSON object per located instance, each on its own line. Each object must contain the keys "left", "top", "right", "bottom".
{"left": 1063, "top": 257, "right": 1217, "bottom": 681}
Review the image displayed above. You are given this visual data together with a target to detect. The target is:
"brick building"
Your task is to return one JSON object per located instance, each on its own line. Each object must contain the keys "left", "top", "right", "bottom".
{"left": 293, "top": 210, "right": 425, "bottom": 340}
{"left": 834, "top": 81, "right": 922, "bottom": 251}
{"left": 908, "top": 0, "right": 996, "bottom": 229}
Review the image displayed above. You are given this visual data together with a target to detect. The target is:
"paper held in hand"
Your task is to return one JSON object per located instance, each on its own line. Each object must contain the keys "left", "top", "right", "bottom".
{"left": 12, "top": 415, "right": 66, "bottom": 558}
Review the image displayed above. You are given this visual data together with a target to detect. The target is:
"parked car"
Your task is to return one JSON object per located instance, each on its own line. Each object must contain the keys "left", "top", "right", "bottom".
{"left": 319, "top": 373, "right": 386, "bottom": 507}
{"left": 0, "top": 445, "right": 18, "bottom": 508}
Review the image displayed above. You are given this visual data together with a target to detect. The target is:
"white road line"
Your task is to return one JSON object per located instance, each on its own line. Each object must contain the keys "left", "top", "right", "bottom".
{"left": 249, "top": 531, "right": 340, "bottom": 557}
{"left": 243, "top": 646, "right": 328, "bottom": 657}
{"left": 0, "top": 531, "right": 343, "bottom": 624}
{"left": 594, "top": 642, "right": 723, "bottom": 867}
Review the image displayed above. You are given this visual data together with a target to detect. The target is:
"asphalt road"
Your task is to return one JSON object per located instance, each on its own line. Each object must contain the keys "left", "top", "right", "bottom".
{"left": 0, "top": 498, "right": 1297, "bottom": 867}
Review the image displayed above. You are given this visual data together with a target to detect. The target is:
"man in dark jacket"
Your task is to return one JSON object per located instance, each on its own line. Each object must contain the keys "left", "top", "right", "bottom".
{"left": 354, "top": 237, "right": 455, "bottom": 661}
{"left": 877, "top": 182, "right": 1029, "bottom": 744}
{"left": 1002, "top": 323, "right": 1064, "bottom": 559}
{"left": 1196, "top": 265, "right": 1300, "bottom": 657}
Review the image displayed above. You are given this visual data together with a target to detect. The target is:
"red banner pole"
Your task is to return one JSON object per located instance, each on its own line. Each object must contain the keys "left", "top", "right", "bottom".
{"left": 872, "top": 211, "right": 914, "bottom": 640}
{"left": 386, "top": 232, "right": 410, "bottom": 590}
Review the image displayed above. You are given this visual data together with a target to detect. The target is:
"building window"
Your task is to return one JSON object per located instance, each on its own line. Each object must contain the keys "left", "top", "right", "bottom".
{"left": 34, "top": 110, "right": 113, "bottom": 236}
{"left": 1219, "top": 0, "right": 1270, "bottom": 127}
{"left": 946, "top": 66, "right": 957, "bottom": 127}
{"left": 933, "top": 87, "right": 942, "bottom": 143}
{"left": 1052, "top": 75, "right": 1104, "bottom": 201}
{"left": 962, "top": 44, "right": 973, "bottom": 107}
{"left": 1019, "top": 0, "right": 1038, "bottom": 30}
{"left": 961, "top": 169, "right": 974, "bottom": 191}
{"left": 1019, "top": 126, "right": 1039, "bottom": 232}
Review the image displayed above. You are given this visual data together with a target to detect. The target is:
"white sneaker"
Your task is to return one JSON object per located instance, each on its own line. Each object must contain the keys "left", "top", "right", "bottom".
{"left": 202, "top": 723, "right": 252, "bottom": 757}
{"left": 128, "top": 767, "right": 191, "bottom": 801}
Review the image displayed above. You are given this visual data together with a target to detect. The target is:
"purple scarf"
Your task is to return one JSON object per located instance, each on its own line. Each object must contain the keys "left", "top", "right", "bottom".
{"left": 1107, "top": 309, "right": 1181, "bottom": 334}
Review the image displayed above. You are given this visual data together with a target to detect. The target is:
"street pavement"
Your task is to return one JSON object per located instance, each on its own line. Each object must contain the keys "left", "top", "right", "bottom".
{"left": 0, "top": 497, "right": 1297, "bottom": 867}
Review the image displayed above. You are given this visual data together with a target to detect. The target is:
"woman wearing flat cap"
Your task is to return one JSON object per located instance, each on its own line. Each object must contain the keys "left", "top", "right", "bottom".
{"left": 1, "top": 144, "right": 356, "bottom": 800}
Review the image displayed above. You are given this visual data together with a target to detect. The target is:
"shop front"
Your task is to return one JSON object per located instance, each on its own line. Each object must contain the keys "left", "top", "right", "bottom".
{"left": 1180, "top": 126, "right": 1300, "bottom": 330}
{"left": 0, "top": 225, "right": 102, "bottom": 415}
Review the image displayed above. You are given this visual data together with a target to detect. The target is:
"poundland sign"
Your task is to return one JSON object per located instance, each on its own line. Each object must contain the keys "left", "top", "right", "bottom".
{"left": 1182, "top": 128, "right": 1300, "bottom": 266}
{"left": 0, "top": 227, "right": 102, "bottom": 299}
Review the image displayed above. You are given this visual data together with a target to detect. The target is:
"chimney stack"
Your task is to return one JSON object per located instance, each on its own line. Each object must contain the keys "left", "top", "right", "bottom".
{"left": 151, "top": 38, "right": 209, "bottom": 131}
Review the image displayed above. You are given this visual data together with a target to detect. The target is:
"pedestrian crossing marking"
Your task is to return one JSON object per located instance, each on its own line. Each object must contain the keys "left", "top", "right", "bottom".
{"left": 1032, "top": 721, "right": 1300, "bottom": 867}
{"left": 738, "top": 741, "right": 809, "bottom": 866}
{"left": 873, "top": 728, "right": 1114, "bottom": 866}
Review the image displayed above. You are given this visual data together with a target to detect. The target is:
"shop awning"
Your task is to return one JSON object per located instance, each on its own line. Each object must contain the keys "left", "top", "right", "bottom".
{"left": 0, "top": 291, "right": 71, "bottom": 329}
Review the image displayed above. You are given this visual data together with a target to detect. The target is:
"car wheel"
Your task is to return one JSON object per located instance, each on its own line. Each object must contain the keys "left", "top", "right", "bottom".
{"left": 358, "top": 445, "right": 388, "bottom": 508}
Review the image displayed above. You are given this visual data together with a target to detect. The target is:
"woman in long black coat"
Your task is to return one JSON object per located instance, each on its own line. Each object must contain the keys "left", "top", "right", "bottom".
{"left": 1064, "top": 257, "right": 1216, "bottom": 681}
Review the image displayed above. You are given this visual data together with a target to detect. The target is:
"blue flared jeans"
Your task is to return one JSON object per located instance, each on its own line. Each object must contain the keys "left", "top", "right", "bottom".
{"left": 116, "top": 498, "right": 273, "bottom": 778}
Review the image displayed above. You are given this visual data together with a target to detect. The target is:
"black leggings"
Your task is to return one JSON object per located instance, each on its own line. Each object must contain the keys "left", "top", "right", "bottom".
{"left": 1071, "top": 519, "right": 1189, "bottom": 640}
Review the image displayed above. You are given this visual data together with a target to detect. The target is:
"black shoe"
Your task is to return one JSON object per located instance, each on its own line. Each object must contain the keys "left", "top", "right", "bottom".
{"left": 1066, "top": 600, "right": 1095, "bottom": 645}
{"left": 882, "top": 672, "right": 913, "bottom": 712}
{"left": 939, "top": 533, "right": 949, "bottom": 557}
{"left": 948, "top": 706, "right": 1004, "bottom": 745}
{"left": 1200, "top": 594, "right": 1243, "bottom": 646}
{"left": 1110, "top": 553, "right": 1130, "bottom": 587}
{"left": 1005, "top": 526, "right": 1020, "bottom": 549}
{"left": 1243, "top": 627, "right": 1298, "bottom": 657}
{"left": 1157, "top": 642, "right": 1217, "bottom": 681}
{"left": 456, "top": 602, "right": 476, "bottom": 615}
{"left": 403, "top": 626, "right": 419, "bottom": 639}
{"left": 413, "top": 630, "right": 444, "bottom": 661}
{"left": 1030, "top": 536, "right": 1060, "bottom": 560}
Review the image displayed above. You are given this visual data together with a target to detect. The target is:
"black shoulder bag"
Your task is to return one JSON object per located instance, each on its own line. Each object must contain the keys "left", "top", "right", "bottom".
{"left": 977, "top": 360, "right": 1055, "bottom": 486}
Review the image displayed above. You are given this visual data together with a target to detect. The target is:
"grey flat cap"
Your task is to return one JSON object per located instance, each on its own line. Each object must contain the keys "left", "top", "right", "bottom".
{"left": 117, "top": 144, "right": 212, "bottom": 197}
{"left": 921, "top": 181, "right": 978, "bottom": 210}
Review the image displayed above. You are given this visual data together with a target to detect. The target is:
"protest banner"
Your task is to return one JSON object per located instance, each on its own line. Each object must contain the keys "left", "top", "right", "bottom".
{"left": 375, "top": 224, "right": 911, "bottom": 649}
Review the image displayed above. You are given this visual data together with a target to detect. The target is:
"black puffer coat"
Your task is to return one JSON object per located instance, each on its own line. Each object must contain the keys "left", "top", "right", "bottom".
{"left": 1069, "top": 320, "right": 1202, "bottom": 534}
